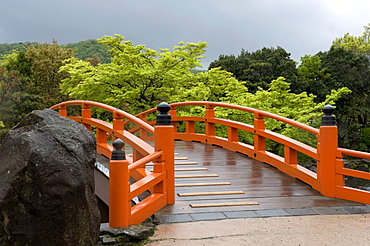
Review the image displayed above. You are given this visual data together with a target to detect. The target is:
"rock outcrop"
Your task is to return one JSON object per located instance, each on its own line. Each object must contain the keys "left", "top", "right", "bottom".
{"left": 0, "top": 109, "right": 100, "bottom": 245}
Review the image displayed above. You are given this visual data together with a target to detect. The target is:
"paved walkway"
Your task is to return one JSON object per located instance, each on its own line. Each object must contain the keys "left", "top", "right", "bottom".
{"left": 145, "top": 213, "right": 370, "bottom": 246}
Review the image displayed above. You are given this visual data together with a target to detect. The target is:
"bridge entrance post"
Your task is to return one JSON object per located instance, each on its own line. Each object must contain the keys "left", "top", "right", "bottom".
{"left": 317, "top": 105, "right": 339, "bottom": 197}
{"left": 109, "top": 139, "right": 130, "bottom": 228}
{"left": 155, "top": 102, "right": 175, "bottom": 204}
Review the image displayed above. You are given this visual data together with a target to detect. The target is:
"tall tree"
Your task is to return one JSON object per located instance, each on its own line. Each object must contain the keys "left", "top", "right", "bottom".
{"left": 60, "top": 35, "right": 247, "bottom": 114}
{"left": 332, "top": 23, "right": 370, "bottom": 58}
{"left": 208, "top": 46, "right": 297, "bottom": 93}
{"left": 317, "top": 47, "right": 370, "bottom": 147}
{"left": 295, "top": 54, "right": 331, "bottom": 97}
{"left": 26, "top": 40, "right": 73, "bottom": 108}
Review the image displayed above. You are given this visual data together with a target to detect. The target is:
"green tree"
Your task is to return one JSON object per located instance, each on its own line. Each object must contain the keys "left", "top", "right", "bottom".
{"left": 209, "top": 46, "right": 297, "bottom": 93}
{"left": 60, "top": 35, "right": 247, "bottom": 114}
{"left": 63, "top": 39, "right": 111, "bottom": 63}
{"left": 311, "top": 47, "right": 370, "bottom": 147}
{"left": 332, "top": 23, "right": 370, "bottom": 57}
{"left": 26, "top": 40, "right": 73, "bottom": 108}
{"left": 0, "top": 66, "right": 41, "bottom": 140}
{"left": 295, "top": 55, "right": 331, "bottom": 97}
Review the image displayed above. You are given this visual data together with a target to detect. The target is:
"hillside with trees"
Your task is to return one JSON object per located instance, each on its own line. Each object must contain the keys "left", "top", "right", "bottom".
{"left": 0, "top": 39, "right": 111, "bottom": 64}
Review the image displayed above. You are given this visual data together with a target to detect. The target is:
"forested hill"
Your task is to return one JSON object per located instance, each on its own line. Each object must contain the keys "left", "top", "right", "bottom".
{"left": 0, "top": 39, "right": 111, "bottom": 63}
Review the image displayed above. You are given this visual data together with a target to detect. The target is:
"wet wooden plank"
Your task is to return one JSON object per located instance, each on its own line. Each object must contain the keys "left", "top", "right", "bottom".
{"left": 178, "top": 191, "right": 245, "bottom": 197}
{"left": 190, "top": 201, "right": 259, "bottom": 208}
{"left": 175, "top": 182, "right": 231, "bottom": 187}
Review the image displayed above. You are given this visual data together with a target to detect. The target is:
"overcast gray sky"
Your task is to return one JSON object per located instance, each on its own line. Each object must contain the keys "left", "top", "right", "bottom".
{"left": 1, "top": 0, "right": 369, "bottom": 67}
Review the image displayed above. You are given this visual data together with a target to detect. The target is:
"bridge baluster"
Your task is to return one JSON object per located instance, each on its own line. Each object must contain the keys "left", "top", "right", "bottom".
{"left": 228, "top": 126, "right": 238, "bottom": 143}
{"left": 82, "top": 103, "right": 92, "bottom": 131}
{"left": 155, "top": 102, "right": 175, "bottom": 204}
{"left": 253, "top": 112, "right": 266, "bottom": 157}
{"left": 109, "top": 139, "right": 130, "bottom": 228}
{"left": 205, "top": 104, "right": 215, "bottom": 138}
{"left": 58, "top": 105, "right": 67, "bottom": 117}
{"left": 113, "top": 111, "right": 124, "bottom": 133}
{"left": 284, "top": 146, "right": 298, "bottom": 166}
{"left": 169, "top": 106, "right": 177, "bottom": 132}
{"left": 138, "top": 114, "right": 149, "bottom": 140}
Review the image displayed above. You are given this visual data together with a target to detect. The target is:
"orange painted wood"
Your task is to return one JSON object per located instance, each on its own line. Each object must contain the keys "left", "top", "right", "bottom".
{"left": 336, "top": 168, "right": 370, "bottom": 180}
{"left": 336, "top": 186, "right": 370, "bottom": 205}
{"left": 129, "top": 172, "right": 166, "bottom": 200}
{"left": 317, "top": 126, "right": 338, "bottom": 197}
{"left": 109, "top": 159, "right": 130, "bottom": 227}
{"left": 155, "top": 125, "right": 175, "bottom": 204}
{"left": 129, "top": 193, "right": 168, "bottom": 225}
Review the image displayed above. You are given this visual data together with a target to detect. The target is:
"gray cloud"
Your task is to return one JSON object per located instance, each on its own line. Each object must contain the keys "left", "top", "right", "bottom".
{"left": 1, "top": 0, "right": 369, "bottom": 67}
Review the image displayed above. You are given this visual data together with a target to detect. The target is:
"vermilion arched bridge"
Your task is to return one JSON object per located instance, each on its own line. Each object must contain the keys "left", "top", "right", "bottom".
{"left": 51, "top": 100, "right": 370, "bottom": 227}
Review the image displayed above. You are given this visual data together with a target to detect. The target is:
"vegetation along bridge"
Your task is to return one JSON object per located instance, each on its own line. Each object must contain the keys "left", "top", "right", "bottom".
{"left": 50, "top": 100, "right": 370, "bottom": 227}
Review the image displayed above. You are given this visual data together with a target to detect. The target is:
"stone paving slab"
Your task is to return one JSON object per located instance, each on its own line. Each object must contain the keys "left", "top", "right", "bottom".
{"left": 155, "top": 205, "right": 370, "bottom": 224}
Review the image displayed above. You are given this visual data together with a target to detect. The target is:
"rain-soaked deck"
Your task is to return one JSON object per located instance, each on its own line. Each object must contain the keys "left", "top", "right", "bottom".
{"left": 152, "top": 141, "right": 369, "bottom": 224}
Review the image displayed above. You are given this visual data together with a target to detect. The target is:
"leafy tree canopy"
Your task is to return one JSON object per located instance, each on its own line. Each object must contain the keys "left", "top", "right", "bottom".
{"left": 332, "top": 23, "right": 370, "bottom": 57}
{"left": 208, "top": 46, "right": 297, "bottom": 93}
{"left": 60, "top": 35, "right": 247, "bottom": 114}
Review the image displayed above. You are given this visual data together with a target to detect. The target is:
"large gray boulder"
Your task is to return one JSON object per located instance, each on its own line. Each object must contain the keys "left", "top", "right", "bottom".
{"left": 0, "top": 109, "right": 100, "bottom": 245}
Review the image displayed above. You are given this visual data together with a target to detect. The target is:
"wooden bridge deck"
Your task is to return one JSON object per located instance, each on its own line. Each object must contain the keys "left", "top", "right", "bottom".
{"left": 152, "top": 141, "right": 368, "bottom": 223}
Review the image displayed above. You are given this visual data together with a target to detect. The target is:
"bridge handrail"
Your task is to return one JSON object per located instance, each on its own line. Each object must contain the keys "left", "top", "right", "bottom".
{"left": 136, "top": 101, "right": 319, "bottom": 135}
{"left": 51, "top": 100, "right": 155, "bottom": 134}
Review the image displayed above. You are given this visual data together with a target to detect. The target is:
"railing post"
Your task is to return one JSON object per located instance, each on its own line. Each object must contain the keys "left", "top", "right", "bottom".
{"left": 109, "top": 139, "right": 130, "bottom": 228}
{"left": 205, "top": 104, "right": 215, "bottom": 137}
{"left": 317, "top": 105, "right": 338, "bottom": 197}
{"left": 169, "top": 106, "right": 177, "bottom": 132}
{"left": 59, "top": 105, "right": 67, "bottom": 117}
{"left": 138, "top": 114, "right": 148, "bottom": 140}
{"left": 82, "top": 103, "right": 92, "bottom": 131}
{"left": 113, "top": 111, "right": 124, "bottom": 134}
{"left": 155, "top": 102, "right": 175, "bottom": 204}
{"left": 254, "top": 111, "right": 266, "bottom": 155}
{"left": 228, "top": 127, "right": 238, "bottom": 143}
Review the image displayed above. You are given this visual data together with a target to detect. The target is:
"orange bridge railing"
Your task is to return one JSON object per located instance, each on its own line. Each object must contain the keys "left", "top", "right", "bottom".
{"left": 135, "top": 101, "right": 370, "bottom": 205}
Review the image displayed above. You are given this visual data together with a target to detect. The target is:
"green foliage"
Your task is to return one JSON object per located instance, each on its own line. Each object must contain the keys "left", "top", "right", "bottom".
{"left": 295, "top": 55, "right": 331, "bottom": 97}
{"left": 208, "top": 47, "right": 297, "bottom": 93}
{"left": 0, "top": 41, "right": 74, "bottom": 140}
{"left": 0, "top": 67, "right": 42, "bottom": 140}
{"left": 317, "top": 47, "right": 370, "bottom": 147}
{"left": 26, "top": 40, "right": 74, "bottom": 108}
{"left": 332, "top": 23, "right": 370, "bottom": 56}
{"left": 60, "top": 35, "right": 247, "bottom": 115}
{"left": 359, "top": 128, "right": 370, "bottom": 148}
{"left": 63, "top": 39, "right": 111, "bottom": 63}
{"left": 0, "top": 42, "right": 38, "bottom": 59}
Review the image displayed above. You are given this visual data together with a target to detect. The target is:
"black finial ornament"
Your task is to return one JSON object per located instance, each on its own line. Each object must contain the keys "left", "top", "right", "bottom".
{"left": 156, "top": 102, "right": 172, "bottom": 126}
{"left": 321, "top": 105, "right": 336, "bottom": 126}
{"left": 111, "top": 138, "right": 126, "bottom": 160}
